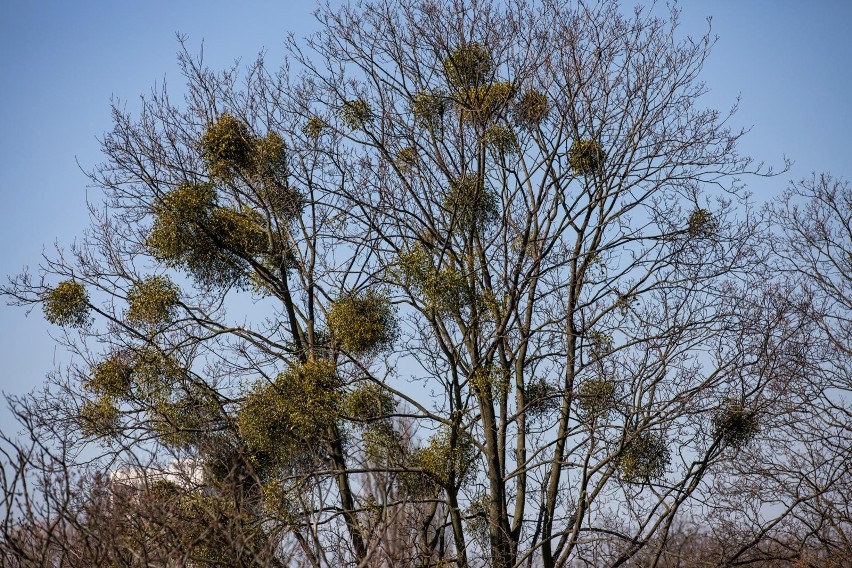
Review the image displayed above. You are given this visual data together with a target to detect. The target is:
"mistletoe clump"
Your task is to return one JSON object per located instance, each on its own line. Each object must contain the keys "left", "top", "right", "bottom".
{"left": 484, "top": 124, "right": 517, "bottom": 156}
{"left": 237, "top": 360, "right": 342, "bottom": 471}
{"left": 465, "top": 492, "right": 491, "bottom": 546}
{"left": 126, "top": 275, "right": 181, "bottom": 326}
{"left": 201, "top": 113, "right": 290, "bottom": 188}
{"left": 341, "top": 98, "right": 373, "bottom": 129}
{"left": 86, "top": 354, "right": 133, "bottom": 399}
{"left": 304, "top": 115, "right": 328, "bottom": 139}
{"left": 327, "top": 291, "right": 397, "bottom": 356}
{"left": 151, "top": 182, "right": 216, "bottom": 231}
{"left": 79, "top": 395, "right": 120, "bottom": 438}
{"left": 445, "top": 174, "right": 499, "bottom": 229}
{"left": 457, "top": 82, "right": 516, "bottom": 123}
{"left": 427, "top": 265, "right": 474, "bottom": 315}
{"left": 82, "top": 347, "right": 210, "bottom": 448}
{"left": 253, "top": 131, "right": 288, "bottom": 183}
{"left": 146, "top": 182, "right": 218, "bottom": 274}
{"left": 713, "top": 399, "right": 759, "bottom": 449}
{"left": 411, "top": 90, "right": 447, "bottom": 131}
{"left": 146, "top": 183, "right": 269, "bottom": 288}
{"left": 395, "top": 146, "right": 418, "bottom": 172}
{"left": 577, "top": 378, "right": 617, "bottom": 417}
{"left": 568, "top": 138, "right": 606, "bottom": 175}
{"left": 468, "top": 366, "right": 492, "bottom": 395}
{"left": 209, "top": 207, "right": 268, "bottom": 257}
{"left": 342, "top": 382, "right": 397, "bottom": 423}
{"left": 469, "top": 365, "right": 510, "bottom": 398}
{"left": 85, "top": 348, "right": 184, "bottom": 405}
{"left": 618, "top": 432, "right": 670, "bottom": 483}
{"left": 586, "top": 331, "right": 614, "bottom": 358}
{"left": 444, "top": 42, "right": 493, "bottom": 89}
{"left": 514, "top": 88, "right": 550, "bottom": 127}
{"left": 125, "top": 350, "right": 189, "bottom": 415}
{"left": 524, "top": 378, "right": 560, "bottom": 418}
{"left": 43, "top": 280, "right": 90, "bottom": 328}
{"left": 397, "top": 245, "right": 477, "bottom": 315}
{"left": 687, "top": 208, "right": 718, "bottom": 238}
{"left": 406, "top": 428, "right": 476, "bottom": 489}
{"left": 200, "top": 113, "right": 254, "bottom": 180}
{"left": 397, "top": 245, "right": 432, "bottom": 284}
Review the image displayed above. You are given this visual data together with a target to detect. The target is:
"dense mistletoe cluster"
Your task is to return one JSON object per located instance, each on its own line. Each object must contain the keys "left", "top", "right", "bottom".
{"left": 618, "top": 432, "right": 670, "bottom": 483}
{"left": 688, "top": 208, "right": 718, "bottom": 238}
{"left": 200, "top": 113, "right": 288, "bottom": 183}
{"left": 397, "top": 245, "right": 477, "bottom": 315}
{"left": 577, "top": 378, "right": 617, "bottom": 418}
{"left": 237, "top": 360, "right": 342, "bottom": 472}
{"left": 126, "top": 275, "right": 180, "bottom": 326}
{"left": 523, "top": 378, "right": 560, "bottom": 419}
{"left": 568, "top": 138, "right": 606, "bottom": 175}
{"left": 443, "top": 42, "right": 493, "bottom": 89}
{"left": 444, "top": 174, "right": 498, "bottom": 229}
{"left": 340, "top": 98, "right": 373, "bottom": 129}
{"left": 303, "top": 115, "right": 328, "bottom": 139}
{"left": 341, "top": 382, "right": 397, "bottom": 423}
{"left": 406, "top": 428, "right": 476, "bottom": 490}
{"left": 411, "top": 90, "right": 447, "bottom": 131}
{"left": 513, "top": 88, "right": 550, "bottom": 127}
{"left": 713, "top": 399, "right": 760, "bottom": 449}
{"left": 456, "top": 82, "right": 516, "bottom": 123}
{"left": 146, "top": 183, "right": 268, "bottom": 288}
{"left": 327, "top": 291, "right": 397, "bottom": 356}
{"left": 43, "top": 280, "right": 89, "bottom": 328}
{"left": 484, "top": 124, "right": 517, "bottom": 156}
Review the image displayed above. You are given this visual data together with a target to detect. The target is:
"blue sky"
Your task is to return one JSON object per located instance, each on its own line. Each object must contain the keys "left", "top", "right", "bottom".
{"left": 1, "top": 1, "right": 851, "bottom": 429}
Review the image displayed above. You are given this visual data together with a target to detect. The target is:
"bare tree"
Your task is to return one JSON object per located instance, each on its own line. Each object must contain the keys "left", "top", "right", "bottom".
{"left": 771, "top": 175, "right": 851, "bottom": 357}
{"left": 760, "top": 174, "right": 852, "bottom": 568}
{"left": 3, "top": 1, "right": 846, "bottom": 567}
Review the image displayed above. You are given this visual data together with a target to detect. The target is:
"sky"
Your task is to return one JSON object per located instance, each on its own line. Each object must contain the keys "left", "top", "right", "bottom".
{"left": 1, "top": 0, "right": 851, "bottom": 432}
